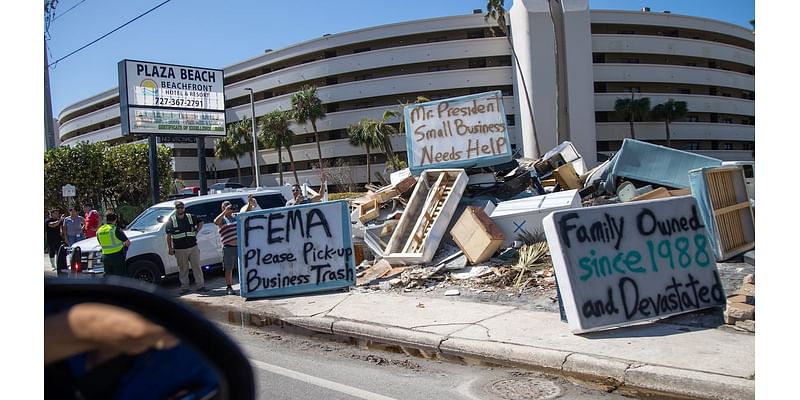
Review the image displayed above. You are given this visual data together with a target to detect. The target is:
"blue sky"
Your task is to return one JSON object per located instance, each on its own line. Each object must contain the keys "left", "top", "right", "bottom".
{"left": 45, "top": 0, "right": 754, "bottom": 119}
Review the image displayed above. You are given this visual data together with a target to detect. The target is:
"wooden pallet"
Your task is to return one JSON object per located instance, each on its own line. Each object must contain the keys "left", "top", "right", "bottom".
{"left": 706, "top": 169, "right": 753, "bottom": 257}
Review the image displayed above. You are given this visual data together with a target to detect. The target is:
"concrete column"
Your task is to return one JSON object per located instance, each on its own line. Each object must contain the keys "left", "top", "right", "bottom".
{"left": 509, "top": 0, "right": 597, "bottom": 167}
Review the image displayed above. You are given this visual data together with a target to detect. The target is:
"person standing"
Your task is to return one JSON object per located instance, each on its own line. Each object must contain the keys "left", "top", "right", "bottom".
{"left": 214, "top": 201, "right": 238, "bottom": 295}
{"left": 239, "top": 193, "right": 261, "bottom": 213}
{"left": 83, "top": 204, "right": 100, "bottom": 239}
{"left": 96, "top": 213, "right": 130, "bottom": 277}
{"left": 46, "top": 210, "right": 66, "bottom": 271}
{"left": 63, "top": 207, "right": 85, "bottom": 246}
{"left": 286, "top": 184, "right": 310, "bottom": 206}
{"left": 165, "top": 201, "right": 206, "bottom": 294}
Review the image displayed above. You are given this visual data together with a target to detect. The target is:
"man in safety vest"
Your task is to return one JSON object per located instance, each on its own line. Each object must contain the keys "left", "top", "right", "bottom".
{"left": 96, "top": 213, "right": 130, "bottom": 277}
{"left": 165, "top": 201, "right": 206, "bottom": 294}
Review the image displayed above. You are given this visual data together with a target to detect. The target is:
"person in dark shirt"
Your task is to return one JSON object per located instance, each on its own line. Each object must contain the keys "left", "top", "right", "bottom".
{"left": 165, "top": 201, "right": 206, "bottom": 294}
{"left": 46, "top": 209, "right": 66, "bottom": 271}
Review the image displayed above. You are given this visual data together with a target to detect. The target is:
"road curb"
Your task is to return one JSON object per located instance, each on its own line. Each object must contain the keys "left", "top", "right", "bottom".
{"left": 179, "top": 295, "right": 754, "bottom": 400}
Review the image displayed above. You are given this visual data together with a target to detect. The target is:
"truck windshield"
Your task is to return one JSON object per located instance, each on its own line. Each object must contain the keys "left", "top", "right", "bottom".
{"left": 127, "top": 207, "right": 173, "bottom": 232}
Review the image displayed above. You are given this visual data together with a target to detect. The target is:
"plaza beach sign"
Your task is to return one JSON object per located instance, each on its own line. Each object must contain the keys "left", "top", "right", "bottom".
{"left": 404, "top": 91, "right": 511, "bottom": 174}
{"left": 542, "top": 196, "right": 725, "bottom": 334}
{"left": 238, "top": 201, "right": 355, "bottom": 298}
{"left": 118, "top": 59, "right": 226, "bottom": 137}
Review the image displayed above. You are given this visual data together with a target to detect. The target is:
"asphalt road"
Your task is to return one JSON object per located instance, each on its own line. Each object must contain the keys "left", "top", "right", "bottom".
{"left": 215, "top": 319, "right": 631, "bottom": 400}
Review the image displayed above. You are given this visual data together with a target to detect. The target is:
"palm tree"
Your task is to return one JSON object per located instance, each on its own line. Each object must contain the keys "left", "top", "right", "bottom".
{"left": 228, "top": 119, "right": 258, "bottom": 182}
{"left": 485, "top": 0, "right": 541, "bottom": 157}
{"left": 214, "top": 127, "right": 248, "bottom": 183}
{"left": 651, "top": 99, "right": 688, "bottom": 148}
{"left": 291, "top": 85, "right": 326, "bottom": 184}
{"left": 259, "top": 110, "right": 300, "bottom": 185}
{"left": 614, "top": 92, "right": 651, "bottom": 140}
{"left": 382, "top": 96, "right": 429, "bottom": 170}
{"left": 347, "top": 119, "right": 382, "bottom": 185}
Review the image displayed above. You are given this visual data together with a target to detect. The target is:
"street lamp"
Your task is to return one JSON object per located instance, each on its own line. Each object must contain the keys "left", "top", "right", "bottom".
{"left": 244, "top": 87, "right": 260, "bottom": 188}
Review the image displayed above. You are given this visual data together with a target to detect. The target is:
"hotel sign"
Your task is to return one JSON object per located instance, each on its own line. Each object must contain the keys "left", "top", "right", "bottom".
{"left": 118, "top": 59, "right": 226, "bottom": 137}
{"left": 404, "top": 91, "right": 512, "bottom": 175}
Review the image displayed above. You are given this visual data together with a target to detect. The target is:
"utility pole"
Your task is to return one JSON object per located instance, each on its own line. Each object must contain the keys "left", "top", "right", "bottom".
{"left": 44, "top": 37, "right": 56, "bottom": 150}
{"left": 245, "top": 88, "right": 260, "bottom": 188}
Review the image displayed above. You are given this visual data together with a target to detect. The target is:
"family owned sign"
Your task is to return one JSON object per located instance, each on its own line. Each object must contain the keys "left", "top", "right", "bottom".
{"left": 404, "top": 91, "right": 512, "bottom": 174}
{"left": 543, "top": 196, "right": 725, "bottom": 334}
{"left": 237, "top": 201, "right": 355, "bottom": 298}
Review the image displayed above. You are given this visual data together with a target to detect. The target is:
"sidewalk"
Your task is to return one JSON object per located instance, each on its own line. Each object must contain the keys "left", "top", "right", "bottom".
{"left": 179, "top": 283, "right": 755, "bottom": 400}
{"left": 44, "top": 255, "right": 754, "bottom": 399}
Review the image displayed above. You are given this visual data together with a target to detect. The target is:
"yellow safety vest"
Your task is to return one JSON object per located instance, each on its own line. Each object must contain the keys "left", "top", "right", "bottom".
{"left": 97, "top": 224, "right": 123, "bottom": 255}
{"left": 170, "top": 214, "right": 197, "bottom": 239}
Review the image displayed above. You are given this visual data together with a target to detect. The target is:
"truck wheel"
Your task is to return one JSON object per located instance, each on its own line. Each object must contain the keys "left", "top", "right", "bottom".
{"left": 127, "top": 260, "right": 162, "bottom": 284}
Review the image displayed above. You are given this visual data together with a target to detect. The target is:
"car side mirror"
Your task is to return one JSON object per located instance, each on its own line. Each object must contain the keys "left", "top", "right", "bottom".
{"left": 44, "top": 277, "right": 255, "bottom": 400}
{"left": 156, "top": 215, "right": 165, "bottom": 223}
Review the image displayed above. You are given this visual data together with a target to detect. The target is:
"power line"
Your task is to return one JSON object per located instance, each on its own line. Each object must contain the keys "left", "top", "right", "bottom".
{"left": 51, "top": 0, "right": 88, "bottom": 23}
{"left": 48, "top": 0, "right": 174, "bottom": 68}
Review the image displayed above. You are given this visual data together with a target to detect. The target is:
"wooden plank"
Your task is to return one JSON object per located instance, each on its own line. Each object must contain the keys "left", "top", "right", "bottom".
{"left": 632, "top": 187, "right": 670, "bottom": 202}
{"left": 713, "top": 202, "right": 750, "bottom": 217}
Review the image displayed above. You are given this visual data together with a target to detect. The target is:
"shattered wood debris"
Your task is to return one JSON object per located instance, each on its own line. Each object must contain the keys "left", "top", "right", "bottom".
{"left": 347, "top": 139, "right": 754, "bottom": 297}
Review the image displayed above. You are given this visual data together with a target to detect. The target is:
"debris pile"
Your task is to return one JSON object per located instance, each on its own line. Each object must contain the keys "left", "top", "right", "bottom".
{"left": 724, "top": 274, "right": 755, "bottom": 332}
{"left": 349, "top": 139, "right": 755, "bottom": 303}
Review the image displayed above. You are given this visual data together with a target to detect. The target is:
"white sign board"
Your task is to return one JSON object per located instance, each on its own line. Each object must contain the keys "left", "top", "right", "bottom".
{"left": 62, "top": 184, "right": 76, "bottom": 197}
{"left": 404, "top": 91, "right": 511, "bottom": 175}
{"left": 542, "top": 196, "right": 725, "bottom": 334}
{"left": 118, "top": 59, "right": 226, "bottom": 137}
{"left": 238, "top": 201, "right": 355, "bottom": 298}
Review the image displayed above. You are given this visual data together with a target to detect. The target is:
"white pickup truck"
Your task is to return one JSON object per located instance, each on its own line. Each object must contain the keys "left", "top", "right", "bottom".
{"left": 68, "top": 189, "right": 287, "bottom": 283}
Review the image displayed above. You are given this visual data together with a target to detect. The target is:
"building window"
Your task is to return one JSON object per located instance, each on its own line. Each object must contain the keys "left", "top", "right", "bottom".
{"left": 354, "top": 74, "right": 373, "bottom": 81}
{"left": 687, "top": 142, "right": 700, "bottom": 150}
{"left": 723, "top": 118, "right": 733, "bottom": 124}
{"left": 505, "top": 115, "right": 515, "bottom": 126}
{"left": 324, "top": 50, "right": 336, "bottom": 58}
{"left": 355, "top": 102, "right": 373, "bottom": 109}
{"left": 687, "top": 116, "right": 699, "bottom": 122}
{"left": 623, "top": 87, "right": 641, "bottom": 93}
{"left": 592, "top": 53, "right": 606, "bottom": 63}
{"left": 326, "top": 77, "right": 338, "bottom": 85}
{"left": 353, "top": 47, "right": 371, "bottom": 54}
{"left": 617, "top": 30, "right": 635, "bottom": 34}
{"left": 326, "top": 103, "right": 339, "bottom": 113}
{"left": 427, "top": 65, "right": 449, "bottom": 72}
{"left": 723, "top": 143, "right": 733, "bottom": 150}
{"left": 467, "top": 29, "right": 485, "bottom": 39}
{"left": 468, "top": 58, "right": 487, "bottom": 68}
{"left": 426, "top": 36, "right": 447, "bottom": 43}
{"left": 624, "top": 58, "right": 640, "bottom": 64}
{"left": 685, "top": 62, "right": 697, "bottom": 67}
{"left": 679, "top": 88, "right": 691, "bottom": 94}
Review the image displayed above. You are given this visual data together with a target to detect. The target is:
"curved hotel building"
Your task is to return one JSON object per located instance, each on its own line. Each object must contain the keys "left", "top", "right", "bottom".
{"left": 56, "top": 0, "right": 755, "bottom": 188}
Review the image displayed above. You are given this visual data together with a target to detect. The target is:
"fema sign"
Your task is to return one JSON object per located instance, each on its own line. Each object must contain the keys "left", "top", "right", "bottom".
{"left": 404, "top": 91, "right": 512, "bottom": 175}
{"left": 543, "top": 196, "right": 726, "bottom": 334}
{"left": 118, "top": 60, "right": 226, "bottom": 137}
{"left": 238, "top": 201, "right": 355, "bottom": 299}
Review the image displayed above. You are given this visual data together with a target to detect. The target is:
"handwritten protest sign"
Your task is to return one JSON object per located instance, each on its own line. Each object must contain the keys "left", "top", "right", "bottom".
{"left": 238, "top": 201, "right": 355, "bottom": 298}
{"left": 542, "top": 196, "right": 725, "bottom": 334}
{"left": 404, "top": 91, "right": 511, "bottom": 174}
